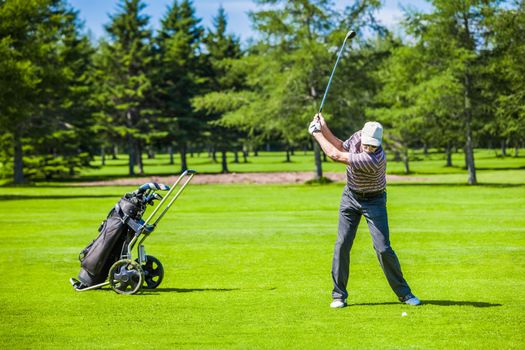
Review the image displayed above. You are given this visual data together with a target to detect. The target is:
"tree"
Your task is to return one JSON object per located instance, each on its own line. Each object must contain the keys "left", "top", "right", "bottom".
{"left": 154, "top": 0, "right": 204, "bottom": 173}
{"left": 193, "top": 0, "right": 389, "bottom": 179}
{"left": 195, "top": 6, "right": 243, "bottom": 173}
{"left": 371, "top": 36, "right": 465, "bottom": 172}
{"left": 96, "top": 0, "right": 153, "bottom": 176}
{"left": 0, "top": 0, "right": 94, "bottom": 182}
{"left": 375, "top": 0, "right": 504, "bottom": 184}
{"left": 485, "top": 2, "right": 525, "bottom": 156}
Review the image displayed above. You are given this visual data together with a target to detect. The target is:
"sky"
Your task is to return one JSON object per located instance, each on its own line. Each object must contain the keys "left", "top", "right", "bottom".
{"left": 69, "top": 0, "right": 433, "bottom": 42}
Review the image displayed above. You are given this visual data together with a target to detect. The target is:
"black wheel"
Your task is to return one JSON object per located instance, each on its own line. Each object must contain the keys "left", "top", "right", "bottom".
{"left": 109, "top": 259, "right": 144, "bottom": 295}
{"left": 136, "top": 255, "right": 164, "bottom": 289}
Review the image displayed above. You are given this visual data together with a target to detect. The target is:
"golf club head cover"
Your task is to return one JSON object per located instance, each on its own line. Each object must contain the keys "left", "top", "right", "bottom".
{"left": 137, "top": 182, "right": 170, "bottom": 193}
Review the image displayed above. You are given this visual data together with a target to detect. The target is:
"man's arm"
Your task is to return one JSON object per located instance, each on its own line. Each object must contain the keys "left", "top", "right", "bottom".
{"left": 312, "top": 131, "right": 350, "bottom": 164}
{"left": 317, "top": 114, "right": 345, "bottom": 152}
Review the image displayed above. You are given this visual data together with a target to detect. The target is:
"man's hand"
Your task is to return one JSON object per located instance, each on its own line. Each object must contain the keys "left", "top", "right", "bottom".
{"left": 308, "top": 119, "right": 321, "bottom": 135}
{"left": 316, "top": 113, "right": 327, "bottom": 128}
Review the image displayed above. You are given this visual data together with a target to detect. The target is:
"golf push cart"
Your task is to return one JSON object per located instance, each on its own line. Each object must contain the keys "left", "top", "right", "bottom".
{"left": 70, "top": 170, "right": 196, "bottom": 295}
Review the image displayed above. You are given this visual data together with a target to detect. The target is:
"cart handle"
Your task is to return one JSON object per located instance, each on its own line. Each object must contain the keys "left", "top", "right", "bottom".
{"left": 141, "top": 170, "right": 196, "bottom": 228}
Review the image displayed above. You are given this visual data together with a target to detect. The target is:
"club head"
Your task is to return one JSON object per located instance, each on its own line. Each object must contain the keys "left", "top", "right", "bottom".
{"left": 346, "top": 30, "right": 356, "bottom": 40}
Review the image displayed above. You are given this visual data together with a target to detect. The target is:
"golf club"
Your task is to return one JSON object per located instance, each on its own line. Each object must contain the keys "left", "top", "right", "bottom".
{"left": 318, "top": 30, "right": 356, "bottom": 114}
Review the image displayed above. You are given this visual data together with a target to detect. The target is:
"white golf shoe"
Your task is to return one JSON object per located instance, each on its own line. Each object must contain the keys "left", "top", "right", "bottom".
{"left": 330, "top": 299, "right": 347, "bottom": 308}
{"left": 404, "top": 295, "right": 421, "bottom": 306}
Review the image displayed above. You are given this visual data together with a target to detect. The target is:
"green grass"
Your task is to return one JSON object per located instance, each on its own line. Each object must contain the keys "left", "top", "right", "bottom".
{"left": 79, "top": 148, "right": 525, "bottom": 180}
{"left": 0, "top": 180, "right": 524, "bottom": 349}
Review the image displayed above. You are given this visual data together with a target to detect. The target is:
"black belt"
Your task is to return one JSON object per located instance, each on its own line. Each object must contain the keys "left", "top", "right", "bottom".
{"left": 348, "top": 187, "right": 385, "bottom": 198}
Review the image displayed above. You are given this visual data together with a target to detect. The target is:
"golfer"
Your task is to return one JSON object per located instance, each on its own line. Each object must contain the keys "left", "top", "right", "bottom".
{"left": 308, "top": 113, "right": 420, "bottom": 308}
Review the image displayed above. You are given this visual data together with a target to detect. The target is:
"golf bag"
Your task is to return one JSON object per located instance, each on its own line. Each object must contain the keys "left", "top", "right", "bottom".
{"left": 77, "top": 193, "right": 146, "bottom": 287}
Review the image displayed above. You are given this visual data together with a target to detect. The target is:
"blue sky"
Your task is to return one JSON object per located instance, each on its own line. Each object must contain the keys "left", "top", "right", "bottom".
{"left": 69, "top": 0, "right": 432, "bottom": 42}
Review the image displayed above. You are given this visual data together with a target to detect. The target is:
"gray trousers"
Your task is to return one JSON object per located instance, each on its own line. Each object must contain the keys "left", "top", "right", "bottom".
{"left": 331, "top": 186, "right": 412, "bottom": 301}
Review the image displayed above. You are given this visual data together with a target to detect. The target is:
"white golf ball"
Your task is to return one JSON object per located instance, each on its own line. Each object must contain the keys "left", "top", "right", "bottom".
{"left": 401, "top": 312, "right": 408, "bottom": 317}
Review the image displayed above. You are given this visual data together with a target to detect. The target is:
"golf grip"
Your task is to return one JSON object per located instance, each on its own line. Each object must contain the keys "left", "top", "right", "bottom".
{"left": 318, "top": 30, "right": 356, "bottom": 114}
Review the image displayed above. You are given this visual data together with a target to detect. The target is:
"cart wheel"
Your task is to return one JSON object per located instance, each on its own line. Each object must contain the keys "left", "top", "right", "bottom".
{"left": 136, "top": 255, "right": 164, "bottom": 289}
{"left": 109, "top": 259, "right": 144, "bottom": 295}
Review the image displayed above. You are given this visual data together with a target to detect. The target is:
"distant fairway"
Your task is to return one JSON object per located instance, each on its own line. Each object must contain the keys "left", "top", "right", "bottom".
{"left": 0, "top": 167, "right": 524, "bottom": 348}
{"left": 79, "top": 148, "right": 525, "bottom": 180}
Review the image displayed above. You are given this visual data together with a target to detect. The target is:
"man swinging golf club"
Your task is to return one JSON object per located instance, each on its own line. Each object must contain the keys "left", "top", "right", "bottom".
{"left": 309, "top": 115, "right": 421, "bottom": 308}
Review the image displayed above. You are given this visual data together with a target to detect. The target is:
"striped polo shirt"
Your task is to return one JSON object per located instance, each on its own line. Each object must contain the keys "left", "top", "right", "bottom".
{"left": 342, "top": 130, "right": 387, "bottom": 193}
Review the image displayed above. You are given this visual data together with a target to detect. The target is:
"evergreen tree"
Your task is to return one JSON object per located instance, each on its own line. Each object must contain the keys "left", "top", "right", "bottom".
{"left": 485, "top": 2, "right": 525, "bottom": 156}
{"left": 97, "top": 0, "right": 153, "bottom": 176}
{"left": 196, "top": 6, "right": 243, "bottom": 173}
{"left": 154, "top": 0, "right": 204, "bottom": 173}
{"left": 0, "top": 0, "right": 94, "bottom": 182}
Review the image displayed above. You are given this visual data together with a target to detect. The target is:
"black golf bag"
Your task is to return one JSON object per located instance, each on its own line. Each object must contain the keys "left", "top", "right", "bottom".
{"left": 77, "top": 193, "right": 146, "bottom": 287}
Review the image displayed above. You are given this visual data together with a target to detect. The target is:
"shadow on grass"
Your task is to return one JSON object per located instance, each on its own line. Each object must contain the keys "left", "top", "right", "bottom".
{"left": 351, "top": 300, "right": 501, "bottom": 308}
{"left": 422, "top": 300, "right": 502, "bottom": 307}
{"left": 144, "top": 287, "right": 240, "bottom": 294}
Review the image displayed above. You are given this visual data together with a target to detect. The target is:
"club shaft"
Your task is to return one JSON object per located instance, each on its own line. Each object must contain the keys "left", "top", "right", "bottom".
{"left": 318, "top": 35, "right": 352, "bottom": 114}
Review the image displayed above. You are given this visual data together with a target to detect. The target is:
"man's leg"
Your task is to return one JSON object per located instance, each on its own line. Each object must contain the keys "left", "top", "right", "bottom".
{"left": 331, "top": 188, "right": 361, "bottom": 300}
{"left": 362, "top": 193, "right": 412, "bottom": 299}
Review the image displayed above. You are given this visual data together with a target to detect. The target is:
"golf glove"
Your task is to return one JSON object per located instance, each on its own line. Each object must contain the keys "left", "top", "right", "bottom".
{"left": 308, "top": 120, "right": 321, "bottom": 135}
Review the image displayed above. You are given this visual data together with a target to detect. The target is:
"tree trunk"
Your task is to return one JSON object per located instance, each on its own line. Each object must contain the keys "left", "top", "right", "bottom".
{"left": 127, "top": 134, "right": 135, "bottom": 176}
{"left": 13, "top": 130, "right": 25, "bottom": 184}
{"left": 423, "top": 143, "right": 428, "bottom": 155}
{"left": 285, "top": 147, "right": 291, "bottom": 162}
{"left": 322, "top": 153, "right": 327, "bottom": 162}
{"left": 101, "top": 146, "right": 106, "bottom": 166}
{"left": 168, "top": 144, "right": 174, "bottom": 165}
{"left": 464, "top": 120, "right": 477, "bottom": 185}
{"left": 112, "top": 144, "right": 119, "bottom": 160}
{"left": 242, "top": 146, "right": 248, "bottom": 163}
{"left": 147, "top": 146, "right": 155, "bottom": 159}
{"left": 234, "top": 149, "right": 239, "bottom": 163}
{"left": 253, "top": 148, "right": 258, "bottom": 156}
{"left": 514, "top": 145, "right": 519, "bottom": 158}
{"left": 180, "top": 143, "right": 188, "bottom": 173}
{"left": 402, "top": 148, "right": 410, "bottom": 174}
{"left": 393, "top": 151, "right": 401, "bottom": 162}
{"left": 136, "top": 143, "right": 144, "bottom": 175}
{"left": 501, "top": 140, "right": 507, "bottom": 157}
{"left": 445, "top": 142, "right": 453, "bottom": 167}
{"left": 314, "top": 143, "right": 323, "bottom": 179}
{"left": 221, "top": 150, "right": 229, "bottom": 173}
{"left": 461, "top": 15, "right": 477, "bottom": 185}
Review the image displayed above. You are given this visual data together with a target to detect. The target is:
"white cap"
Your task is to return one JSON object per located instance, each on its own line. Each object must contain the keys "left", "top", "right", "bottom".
{"left": 361, "top": 121, "right": 383, "bottom": 146}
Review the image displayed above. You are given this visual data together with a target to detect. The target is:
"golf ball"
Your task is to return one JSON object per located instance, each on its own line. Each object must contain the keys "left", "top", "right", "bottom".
{"left": 401, "top": 312, "right": 408, "bottom": 317}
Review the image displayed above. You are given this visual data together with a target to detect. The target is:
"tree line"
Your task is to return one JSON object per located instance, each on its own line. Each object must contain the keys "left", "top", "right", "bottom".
{"left": 0, "top": 0, "right": 523, "bottom": 185}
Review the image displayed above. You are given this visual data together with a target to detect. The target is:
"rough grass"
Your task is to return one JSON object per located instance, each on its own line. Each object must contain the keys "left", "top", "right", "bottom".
{"left": 0, "top": 178, "right": 524, "bottom": 349}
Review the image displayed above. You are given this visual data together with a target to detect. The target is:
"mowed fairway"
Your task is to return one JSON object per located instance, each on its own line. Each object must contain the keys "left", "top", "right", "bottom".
{"left": 0, "top": 179, "right": 524, "bottom": 349}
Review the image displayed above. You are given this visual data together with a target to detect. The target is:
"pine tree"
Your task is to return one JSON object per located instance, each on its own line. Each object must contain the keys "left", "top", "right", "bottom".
{"left": 0, "top": 0, "right": 94, "bottom": 182}
{"left": 199, "top": 6, "right": 243, "bottom": 173}
{"left": 154, "top": 0, "right": 204, "bottom": 173}
{"left": 486, "top": 3, "right": 525, "bottom": 157}
{"left": 98, "top": 0, "right": 153, "bottom": 176}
